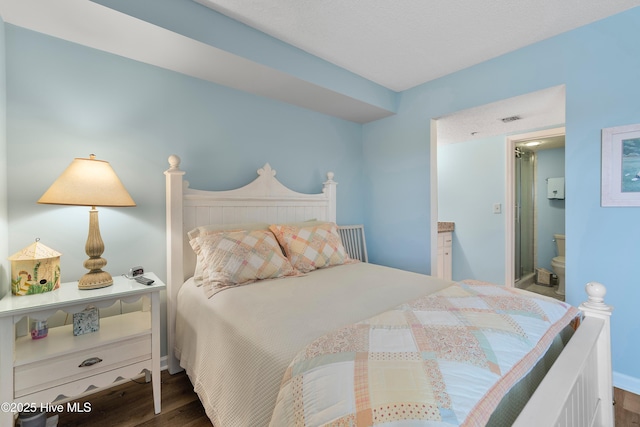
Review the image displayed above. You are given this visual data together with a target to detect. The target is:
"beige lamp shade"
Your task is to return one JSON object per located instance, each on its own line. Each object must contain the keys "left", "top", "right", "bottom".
{"left": 38, "top": 154, "right": 136, "bottom": 206}
{"left": 38, "top": 154, "right": 135, "bottom": 289}
{"left": 38, "top": 155, "right": 136, "bottom": 207}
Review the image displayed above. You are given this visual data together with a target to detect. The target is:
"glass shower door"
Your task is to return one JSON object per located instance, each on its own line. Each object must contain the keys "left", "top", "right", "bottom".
{"left": 515, "top": 150, "right": 535, "bottom": 283}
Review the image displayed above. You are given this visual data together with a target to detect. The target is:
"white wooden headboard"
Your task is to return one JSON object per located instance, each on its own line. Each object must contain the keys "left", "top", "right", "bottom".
{"left": 164, "top": 154, "right": 337, "bottom": 373}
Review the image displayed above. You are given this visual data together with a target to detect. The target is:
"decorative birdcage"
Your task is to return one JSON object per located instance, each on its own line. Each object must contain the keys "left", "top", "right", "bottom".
{"left": 9, "top": 239, "right": 61, "bottom": 296}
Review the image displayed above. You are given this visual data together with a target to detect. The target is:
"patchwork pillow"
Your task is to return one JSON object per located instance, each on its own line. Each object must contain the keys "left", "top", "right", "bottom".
{"left": 189, "top": 229, "right": 298, "bottom": 296}
{"left": 269, "top": 222, "right": 350, "bottom": 273}
{"left": 188, "top": 222, "right": 271, "bottom": 283}
{"left": 188, "top": 222, "right": 270, "bottom": 241}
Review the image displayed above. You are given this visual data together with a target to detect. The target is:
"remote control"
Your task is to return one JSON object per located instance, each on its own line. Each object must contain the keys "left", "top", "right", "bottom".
{"left": 135, "top": 276, "right": 154, "bottom": 286}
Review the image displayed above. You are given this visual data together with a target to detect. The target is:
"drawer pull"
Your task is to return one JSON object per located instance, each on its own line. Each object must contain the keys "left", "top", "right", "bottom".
{"left": 79, "top": 357, "right": 103, "bottom": 367}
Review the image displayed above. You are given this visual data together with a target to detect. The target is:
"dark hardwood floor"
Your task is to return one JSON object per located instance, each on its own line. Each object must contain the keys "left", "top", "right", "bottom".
{"left": 615, "top": 387, "right": 640, "bottom": 426}
{"left": 52, "top": 370, "right": 640, "bottom": 426}
{"left": 54, "top": 370, "right": 211, "bottom": 427}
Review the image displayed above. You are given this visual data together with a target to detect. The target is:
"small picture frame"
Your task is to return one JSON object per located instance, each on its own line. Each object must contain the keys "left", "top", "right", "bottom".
{"left": 73, "top": 306, "right": 100, "bottom": 336}
{"left": 601, "top": 123, "right": 640, "bottom": 206}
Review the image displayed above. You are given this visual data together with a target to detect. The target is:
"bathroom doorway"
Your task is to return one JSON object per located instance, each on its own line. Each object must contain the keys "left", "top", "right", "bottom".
{"left": 507, "top": 129, "right": 566, "bottom": 301}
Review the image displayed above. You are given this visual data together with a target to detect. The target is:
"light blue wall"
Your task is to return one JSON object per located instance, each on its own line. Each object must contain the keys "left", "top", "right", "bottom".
{"left": 6, "top": 25, "right": 365, "bottom": 272}
{"left": 0, "top": 16, "right": 7, "bottom": 298}
{"left": 362, "top": 108, "right": 431, "bottom": 271}
{"left": 363, "top": 7, "right": 640, "bottom": 391}
{"left": 5, "top": 26, "right": 365, "bottom": 355}
{"left": 536, "top": 148, "right": 565, "bottom": 271}
{"left": 438, "top": 136, "right": 505, "bottom": 284}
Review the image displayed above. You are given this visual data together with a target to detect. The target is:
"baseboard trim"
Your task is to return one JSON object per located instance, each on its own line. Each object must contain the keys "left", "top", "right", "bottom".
{"left": 614, "top": 371, "right": 640, "bottom": 395}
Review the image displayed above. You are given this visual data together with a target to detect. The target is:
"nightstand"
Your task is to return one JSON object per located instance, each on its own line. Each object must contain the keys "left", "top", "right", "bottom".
{"left": 0, "top": 273, "right": 165, "bottom": 426}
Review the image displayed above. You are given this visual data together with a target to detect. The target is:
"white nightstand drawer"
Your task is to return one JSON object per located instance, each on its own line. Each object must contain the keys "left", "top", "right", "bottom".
{"left": 14, "top": 334, "right": 151, "bottom": 398}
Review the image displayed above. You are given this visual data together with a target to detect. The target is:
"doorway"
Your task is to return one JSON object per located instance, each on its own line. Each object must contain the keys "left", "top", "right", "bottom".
{"left": 432, "top": 85, "right": 566, "bottom": 289}
{"left": 506, "top": 128, "right": 566, "bottom": 301}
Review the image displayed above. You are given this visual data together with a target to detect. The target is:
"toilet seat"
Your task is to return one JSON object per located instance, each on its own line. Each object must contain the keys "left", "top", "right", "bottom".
{"left": 552, "top": 256, "right": 565, "bottom": 268}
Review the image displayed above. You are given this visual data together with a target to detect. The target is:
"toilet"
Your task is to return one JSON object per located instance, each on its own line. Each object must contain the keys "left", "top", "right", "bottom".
{"left": 551, "top": 234, "right": 566, "bottom": 295}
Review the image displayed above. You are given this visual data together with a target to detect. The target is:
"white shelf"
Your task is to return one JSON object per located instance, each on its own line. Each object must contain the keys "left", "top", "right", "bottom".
{"left": 0, "top": 273, "right": 164, "bottom": 319}
{"left": 15, "top": 311, "right": 151, "bottom": 366}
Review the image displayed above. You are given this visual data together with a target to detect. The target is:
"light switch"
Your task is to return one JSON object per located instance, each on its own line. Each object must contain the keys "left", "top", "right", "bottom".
{"left": 493, "top": 203, "right": 502, "bottom": 214}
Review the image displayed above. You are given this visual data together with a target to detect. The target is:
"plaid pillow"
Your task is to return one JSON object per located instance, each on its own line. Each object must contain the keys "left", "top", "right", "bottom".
{"left": 188, "top": 222, "right": 270, "bottom": 283}
{"left": 190, "top": 229, "right": 298, "bottom": 293}
{"left": 269, "top": 222, "right": 349, "bottom": 273}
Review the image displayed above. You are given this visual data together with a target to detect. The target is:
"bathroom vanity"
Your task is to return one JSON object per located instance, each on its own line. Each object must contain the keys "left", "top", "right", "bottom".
{"left": 437, "top": 222, "right": 454, "bottom": 280}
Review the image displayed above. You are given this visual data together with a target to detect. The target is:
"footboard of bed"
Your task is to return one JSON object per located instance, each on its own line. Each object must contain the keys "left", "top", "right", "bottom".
{"left": 513, "top": 282, "right": 614, "bottom": 427}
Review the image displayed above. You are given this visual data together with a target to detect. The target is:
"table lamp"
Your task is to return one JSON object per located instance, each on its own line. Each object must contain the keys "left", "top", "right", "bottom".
{"left": 38, "top": 154, "right": 136, "bottom": 289}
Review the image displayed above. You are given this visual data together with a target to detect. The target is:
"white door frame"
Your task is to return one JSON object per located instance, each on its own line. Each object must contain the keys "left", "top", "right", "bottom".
{"left": 504, "top": 127, "right": 565, "bottom": 287}
{"left": 430, "top": 118, "right": 439, "bottom": 276}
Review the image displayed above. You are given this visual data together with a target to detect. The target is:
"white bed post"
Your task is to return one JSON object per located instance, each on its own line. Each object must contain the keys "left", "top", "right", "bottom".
{"left": 323, "top": 172, "right": 337, "bottom": 223}
{"left": 580, "top": 281, "right": 614, "bottom": 427}
{"left": 513, "top": 281, "right": 614, "bottom": 427}
{"left": 165, "top": 155, "right": 185, "bottom": 375}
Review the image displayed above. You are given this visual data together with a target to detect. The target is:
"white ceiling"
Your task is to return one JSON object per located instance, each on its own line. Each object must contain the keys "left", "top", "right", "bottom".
{"left": 515, "top": 135, "right": 565, "bottom": 152}
{"left": 436, "top": 85, "right": 566, "bottom": 145}
{"left": 195, "top": 0, "right": 640, "bottom": 92}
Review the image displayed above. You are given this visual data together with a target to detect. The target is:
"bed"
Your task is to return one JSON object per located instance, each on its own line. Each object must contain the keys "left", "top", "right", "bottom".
{"left": 164, "top": 155, "right": 614, "bottom": 427}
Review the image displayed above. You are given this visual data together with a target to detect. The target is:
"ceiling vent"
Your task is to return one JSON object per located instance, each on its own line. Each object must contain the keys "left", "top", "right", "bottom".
{"left": 501, "top": 115, "right": 522, "bottom": 123}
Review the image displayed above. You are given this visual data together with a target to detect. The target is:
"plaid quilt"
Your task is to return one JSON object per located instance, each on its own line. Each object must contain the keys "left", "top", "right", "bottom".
{"left": 270, "top": 280, "right": 579, "bottom": 426}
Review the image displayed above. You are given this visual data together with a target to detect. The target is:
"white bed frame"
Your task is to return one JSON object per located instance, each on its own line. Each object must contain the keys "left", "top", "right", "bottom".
{"left": 164, "top": 155, "right": 614, "bottom": 427}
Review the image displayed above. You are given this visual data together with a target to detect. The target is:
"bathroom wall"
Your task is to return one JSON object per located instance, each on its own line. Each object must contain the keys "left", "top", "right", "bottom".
{"left": 536, "top": 147, "right": 566, "bottom": 271}
{"left": 437, "top": 134, "right": 506, "bottom": 285}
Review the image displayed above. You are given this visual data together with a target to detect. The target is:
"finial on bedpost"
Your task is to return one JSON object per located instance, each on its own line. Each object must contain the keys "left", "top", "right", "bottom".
{"left": 323, "top": 172, "right": 337, "bottom": 223}
{"left": 580, "top": 282, "right": 613, "bottom": 314}
{"left": 579, "top": 281, "right": 614, "bottom": 427}
{"left": 167, "top": 154, "right": 181, "bottom": 171}
{"left": 165, "top": 153, "right": 185, "bottom": 375}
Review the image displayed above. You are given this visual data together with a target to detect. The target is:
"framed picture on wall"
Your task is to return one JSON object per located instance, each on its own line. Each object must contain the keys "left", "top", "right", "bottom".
{"left": 601, "top": 123, "right": 640, "bottom": 206}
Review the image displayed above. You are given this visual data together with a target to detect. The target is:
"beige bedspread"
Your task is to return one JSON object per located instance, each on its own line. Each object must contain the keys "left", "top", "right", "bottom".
{"left": 175, "top": 262, "right": 453, "bottom": 427}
